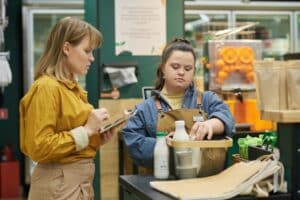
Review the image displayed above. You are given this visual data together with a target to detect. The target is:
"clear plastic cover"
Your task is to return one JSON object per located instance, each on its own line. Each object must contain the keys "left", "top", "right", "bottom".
{"left": 207, "top": 40, "right": 262, "bottom": 91}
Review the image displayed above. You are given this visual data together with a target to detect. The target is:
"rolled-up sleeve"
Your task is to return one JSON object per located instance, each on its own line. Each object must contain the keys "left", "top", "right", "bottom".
{"left": 122, "top": 108, "right": 156, "bottom": 167}
{"left": 203, "top": 91, "right": 235, "bottom": 136}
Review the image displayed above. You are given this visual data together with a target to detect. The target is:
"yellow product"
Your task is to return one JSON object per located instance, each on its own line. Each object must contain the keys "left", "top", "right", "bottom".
{"left": 254, "top": 120, "right": 273, "bottom": 131}
{"left": 214, "top": 46, "right": 256, "bottom": 84}
{"left": 234, "top": 65, "right": 242, "bottom": 72}
{"left": 220, "top": 47, "right": 238, "bottom": 64}
{"left": 216, "top": 74, "right": 228, "bottom": 84}
{"left": 240, "top": 65, "right": 253, "bottom": 74}
{"left": 216, "top": 59, "right": 225, "bottom": 70}
{"left": 245, "top": 71, "right": 255, "bottom": 82}
{"left": 225, "top": 98, "right": 273, "bottom": 131}
{"left": 244, "top": 99, "right": 273, "bottom": 131}
{"left": 239, "top": 47, "right": 254, "bottom": 64}
{"left": 234, "top": 100, "right": 246, "bottom": 123}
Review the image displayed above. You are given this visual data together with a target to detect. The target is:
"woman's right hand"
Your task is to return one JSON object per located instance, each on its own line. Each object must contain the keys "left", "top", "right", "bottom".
{"left": 166, "top": 131, "right": 174, "bottom": 146}
{"left": 84, "top": 108, "right": 110, "bottom": 137}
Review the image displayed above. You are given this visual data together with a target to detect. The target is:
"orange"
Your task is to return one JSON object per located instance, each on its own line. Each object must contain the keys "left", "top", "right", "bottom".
{"left": 221, "top": 47, "right": 238, "bottom": 64}
{"left": 239, "top": 47, "right": 254, "bottom": 64}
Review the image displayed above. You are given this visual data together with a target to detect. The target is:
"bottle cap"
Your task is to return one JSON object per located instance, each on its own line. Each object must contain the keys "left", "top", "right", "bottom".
{"left": 156, "top": 131, "right": 166, "bottom": 137}
{"left": 175, "top": 120, "right": 185, "bottom": 126}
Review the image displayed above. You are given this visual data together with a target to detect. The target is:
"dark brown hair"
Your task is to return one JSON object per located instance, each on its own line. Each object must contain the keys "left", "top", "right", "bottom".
{"left": 154, "top": 38, "right": 196, "bottom": 90}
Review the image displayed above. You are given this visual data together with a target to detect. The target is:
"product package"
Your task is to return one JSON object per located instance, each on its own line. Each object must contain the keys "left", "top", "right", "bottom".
{"left": 286, "top": 60, "right": 300, "bottom": 109}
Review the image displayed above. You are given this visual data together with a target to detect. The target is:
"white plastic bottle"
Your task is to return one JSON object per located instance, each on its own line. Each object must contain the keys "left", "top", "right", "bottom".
{"left": 173, "top": 120, "right": 190, "bottom": 141}
{"left": 173, "top": 120, "right": 191, "bottom": 177}
{"left": 154, "top": 131, "right": 169, "bottom": 179}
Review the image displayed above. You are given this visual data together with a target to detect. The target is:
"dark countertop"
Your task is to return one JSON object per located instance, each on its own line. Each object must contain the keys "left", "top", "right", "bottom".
{"left": 120, "top": 175, "right": 173, "bottom": 200}
{"left": 119, "top": 175, "right": 292, "bottom": 200}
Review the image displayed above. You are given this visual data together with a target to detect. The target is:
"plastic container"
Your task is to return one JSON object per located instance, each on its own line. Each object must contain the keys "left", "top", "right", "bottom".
{"left": 173, "top": 121, "right": 192, "bottom": 178}
{"left": 167, "top": 136, "right": 233, "bottom": 178}
{"left": 207, "top": 40, "right": 262, "bottom": 91}
{"left": 244, "top": 99, "right": 273, "bottom": 131}
{"left": 226, "top": 98, "right": 273, "bottom": 131}
{"left": 173, "top": 120, "right": 189, "bottom": 141}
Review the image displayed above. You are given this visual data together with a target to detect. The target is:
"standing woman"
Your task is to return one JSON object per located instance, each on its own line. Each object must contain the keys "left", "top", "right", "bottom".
{"left": 20, "top": 17, "right": 112, "bottom": 200}
{"left": 122, "top": 38, "right": 235, "bottom": 168}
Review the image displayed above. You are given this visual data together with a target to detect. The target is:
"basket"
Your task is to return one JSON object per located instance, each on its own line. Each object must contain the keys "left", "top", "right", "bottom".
{"left": 167, "top": 137, "right": 233, "bottom": 178}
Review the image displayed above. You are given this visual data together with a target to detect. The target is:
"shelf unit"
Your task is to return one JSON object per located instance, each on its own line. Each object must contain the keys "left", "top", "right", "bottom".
{"left": 261, "top": 110, "right": 300, "bottom": 199}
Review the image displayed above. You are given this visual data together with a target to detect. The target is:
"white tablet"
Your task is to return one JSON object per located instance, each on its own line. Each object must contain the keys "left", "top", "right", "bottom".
{"left": 99, "top": 109, "right": 137, "bottom": 134}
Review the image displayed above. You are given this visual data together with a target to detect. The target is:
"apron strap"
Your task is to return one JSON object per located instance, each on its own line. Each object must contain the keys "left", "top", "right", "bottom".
{"left": 155, "top": 97, "right": 162, "bottom": 111}
{"left": 196, "top": 92, "right": 202, "bottom": 107}
{"left": 155, "top": 92, "right": 202, "bottom": 110}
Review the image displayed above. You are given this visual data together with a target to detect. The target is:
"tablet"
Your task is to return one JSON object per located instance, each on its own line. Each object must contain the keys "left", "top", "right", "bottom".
{"left": 99, "top": 109, "right": 137, "bottom": 134}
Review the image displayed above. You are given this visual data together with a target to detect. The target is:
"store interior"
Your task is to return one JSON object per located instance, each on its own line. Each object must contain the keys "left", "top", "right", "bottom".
{"left": 0, "top": 0, "right": 300, "bottom": 199}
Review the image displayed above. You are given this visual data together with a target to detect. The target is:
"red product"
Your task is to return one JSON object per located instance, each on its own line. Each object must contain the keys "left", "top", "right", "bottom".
{"left": 2, "top": 146, "right": 14, "bottom": 161}
{"left": 0, "top": 161, "right": 20, "bottom": 198}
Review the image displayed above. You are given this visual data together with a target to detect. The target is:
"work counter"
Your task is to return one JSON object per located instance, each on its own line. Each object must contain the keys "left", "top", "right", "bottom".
{"left": 119, "top": 175, "right": 291, "bottom": 200}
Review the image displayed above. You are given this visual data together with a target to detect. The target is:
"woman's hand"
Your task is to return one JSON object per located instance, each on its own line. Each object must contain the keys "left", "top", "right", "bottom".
{"left": 189, "top": 121, "right": 213, "bottom": 140}
{"left": 84, "top": 108, "right": 110, "bottom": 137}
{"left": 166, "top": 131, "right": 174, "bottom": 140}
{"left": 189, "top": 118, "right": 225, "bottom": 140}
{"left": 100, "top": 129, "right": 114, "bottom": 145}
{"left": 165, "top": 131, "right": 174, "bottom": 146}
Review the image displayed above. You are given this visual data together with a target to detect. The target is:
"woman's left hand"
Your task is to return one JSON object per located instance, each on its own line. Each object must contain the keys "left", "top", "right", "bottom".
{"left": 189, "top": 121, "right": 213, "bottom": 140}
{"left": 100, "top": 130, "right": 114, "bottom": 145}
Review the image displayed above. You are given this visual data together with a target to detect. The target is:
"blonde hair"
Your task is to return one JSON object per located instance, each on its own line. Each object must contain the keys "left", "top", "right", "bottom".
{"left": 34, "top": 17, "right": 103, "bottom": 82}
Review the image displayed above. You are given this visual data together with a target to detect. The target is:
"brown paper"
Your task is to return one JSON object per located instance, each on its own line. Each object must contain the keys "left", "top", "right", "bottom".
{"left": 150, "top": 160, "right": 280, "bottom": 200}
{"left": 254, "top": 61, "right": 287, "bottom": 110}
{"left": 286, "top": 60, "right": 300, "bottom": 109}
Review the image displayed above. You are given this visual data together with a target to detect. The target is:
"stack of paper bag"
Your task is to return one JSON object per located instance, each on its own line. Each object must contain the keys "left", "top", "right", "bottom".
{"left": 150, "top": 158, "right": 286, "bottom": 200}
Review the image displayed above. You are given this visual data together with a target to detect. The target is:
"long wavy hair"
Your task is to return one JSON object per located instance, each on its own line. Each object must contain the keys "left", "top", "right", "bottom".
{"left": 34, "top": 17, "right": 103, "bottom": 82}
{"left": 154, "top": 38, "right": 196, "bottom": 90}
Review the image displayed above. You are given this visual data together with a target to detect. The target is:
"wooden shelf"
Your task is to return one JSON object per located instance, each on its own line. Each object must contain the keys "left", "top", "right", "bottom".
{"left": 260, "top": 110, "right": 300, "bottom": 123}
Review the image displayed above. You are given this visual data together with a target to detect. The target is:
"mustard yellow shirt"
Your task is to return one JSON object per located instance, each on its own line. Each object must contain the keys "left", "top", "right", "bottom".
{"left": 20, "top": 75, "right": 100, "bottom": 164}
{"left": 160, "top": 87, "right": 184, "bottom": 110}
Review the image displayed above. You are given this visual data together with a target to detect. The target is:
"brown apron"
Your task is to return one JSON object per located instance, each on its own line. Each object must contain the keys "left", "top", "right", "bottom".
{"left": 134, "top": 95, "right": 207, "bottom": 175}
{"left": 28, "top": 159, "right": 95, "bottom": 200}
{"left": 156, "top": 93, "right": 228, "bottom": 177}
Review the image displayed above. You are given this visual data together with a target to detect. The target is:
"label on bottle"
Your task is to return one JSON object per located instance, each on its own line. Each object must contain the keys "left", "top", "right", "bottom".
{"left": 154, "top": 137, "right": 169, "bottom": 179}
{"left": 154, "top": 155, "right": 169, "bottom": 179}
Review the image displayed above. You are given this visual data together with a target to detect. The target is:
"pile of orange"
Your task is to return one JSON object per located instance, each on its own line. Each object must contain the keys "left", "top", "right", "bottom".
{"left": 215, "top": 46, "right": 255, "bottom": 84}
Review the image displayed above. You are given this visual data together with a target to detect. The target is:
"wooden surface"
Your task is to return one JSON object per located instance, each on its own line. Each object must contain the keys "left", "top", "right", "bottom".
{"left": 260, "top": 110, "right": 300, "bottom": 123}
{"left": 98, "top": 99, "right": 142, "bottom": 200}
{"left": 167, "top": 136, "right": 233, "bottom": 148}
